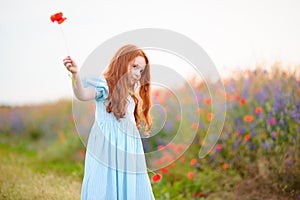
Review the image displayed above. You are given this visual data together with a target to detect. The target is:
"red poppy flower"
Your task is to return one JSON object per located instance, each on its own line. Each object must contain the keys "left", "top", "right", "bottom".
{"left": 166, "top": 142, "right": 176, "bottom": 150}
{"left": 174, "top": 144, "right": 184, "bottom": 154}
{"left": 79, "top": 149, "right": 86, "bottom": 158}
{"left": 169, "top": 162, "right": 176, "bottom": 168}
{"left": 222, "top": 163, "right": 229, "bottom": 170}
{"left": 244, "top": 115, "right": 253, "bottom": 122}
{"left": 180, "top": 155, "right": 186, "bottom": 163}
{"left": 190, "top": 158, "right": 197, "bottom": 165}
{"left": 207, "top": 113, "right": 213, "bottom": 121}
{"left": 166, "top": 91, "right": 173, "bottom": 98}
{"left": 187, "top": 172, "right": 194, "bottom": 179}
{"left": 239, "top": 98, "right": 246, "bottom": 105}
{"left": 160, "top": 167, "right": 168, "bottom": 174}
{"left": 153, "top": 90, "right": 160, "bottom": 98}
{"left": 158, "top": 97, "right": 165, "bottom": 104}
{"left": 255, "top": 107, "right": 262, "bottom": 114}
{"left": 269, "top": 118, "right": 276, "bottom": 125}
{"left": 225, "top": 93, "right": 230, "bottom": 99}
{"left": 205, "top": 98, "right": 211, "bottom": 105}
{"left": 50, "top": 12, "right": 67, "bottom": 24}
{"left": 215, "top": 144, "right": 223, "bottom": 151}
{"left": 237, "top": 130, "right": 242, "bottom": 136}
{"left": 157, "top": 145, "right": 165, "bottom": 151}
{"left": 151, "top": 173, "right": 162, "bottom": 182}
{"left": 191, "top": 123, "right": 198, "bottom": 129}
{"left": 271, "top": 131, "right": 279, "bottom": 138}
{"left": 197, "top": 108, "right": 203, "bottom": 114}
{"left": 234, "top": 94, "right": 239, "bottom": 100}
{"left": 244, "top": 134, "right": 251, "bottom": 141}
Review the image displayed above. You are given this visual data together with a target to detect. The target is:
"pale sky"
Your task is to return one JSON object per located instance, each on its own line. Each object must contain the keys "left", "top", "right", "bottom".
{"left": 1, "top": 0, "right": 300, "bottom": 106}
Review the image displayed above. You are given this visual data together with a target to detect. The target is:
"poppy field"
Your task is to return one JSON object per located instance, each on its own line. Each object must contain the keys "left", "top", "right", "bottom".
{"left": 0, "top": 64, "right": 299, "bottom": 199}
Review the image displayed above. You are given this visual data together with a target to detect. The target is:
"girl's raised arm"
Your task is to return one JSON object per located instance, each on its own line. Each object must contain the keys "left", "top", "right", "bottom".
{"left": 63, "top": 56, "right": 96, "bottom": 101}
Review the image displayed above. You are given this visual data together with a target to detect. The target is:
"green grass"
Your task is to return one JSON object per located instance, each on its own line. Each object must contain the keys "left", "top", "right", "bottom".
{"left": 0, "top": 143, "right": 82, "bottom": 200}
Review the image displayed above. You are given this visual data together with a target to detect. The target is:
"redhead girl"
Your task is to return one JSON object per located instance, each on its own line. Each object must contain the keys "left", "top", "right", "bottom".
{"left": 63, "top": 44, "right": 155, "bottom": 200}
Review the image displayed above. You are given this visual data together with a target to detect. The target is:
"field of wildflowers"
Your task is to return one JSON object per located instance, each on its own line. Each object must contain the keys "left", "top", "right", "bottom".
{"left": 0, "top": 64, "right": 299, "bottom": 199}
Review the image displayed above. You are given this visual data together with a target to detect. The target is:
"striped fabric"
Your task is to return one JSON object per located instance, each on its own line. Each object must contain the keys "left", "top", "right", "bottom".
{"left": 81, "top": 76, "right": 155, "bottom": 200}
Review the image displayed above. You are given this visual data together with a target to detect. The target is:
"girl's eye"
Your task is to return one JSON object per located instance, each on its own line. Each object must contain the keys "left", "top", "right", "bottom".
{"left": 140, "top": 70, "right": 144, "bottom": 73}
{"left": 133, "top": 65, "right": 138, "bottom": 68}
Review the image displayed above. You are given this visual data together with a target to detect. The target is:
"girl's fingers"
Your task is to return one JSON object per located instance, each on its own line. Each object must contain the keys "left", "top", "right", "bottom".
{"left": 63, "top": 60, "right": 72, "bottom": 66}
{"left": 63, "top": 57, "right": 77, "bottom": 73}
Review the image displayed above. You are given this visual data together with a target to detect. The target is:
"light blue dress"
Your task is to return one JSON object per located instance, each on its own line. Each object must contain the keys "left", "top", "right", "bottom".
{"left": 81, "top": 76, "right": 155, "bottom": 200}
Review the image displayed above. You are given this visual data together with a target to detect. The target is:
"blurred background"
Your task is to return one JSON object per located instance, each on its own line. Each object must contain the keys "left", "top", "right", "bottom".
{"left": 0, "top": 0, "right": 299, "bottom": 199}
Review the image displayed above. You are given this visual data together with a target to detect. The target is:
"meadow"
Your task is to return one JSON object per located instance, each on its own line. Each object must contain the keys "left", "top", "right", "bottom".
{"left": 0, "top": 64, "right": 299, "bottom": 199}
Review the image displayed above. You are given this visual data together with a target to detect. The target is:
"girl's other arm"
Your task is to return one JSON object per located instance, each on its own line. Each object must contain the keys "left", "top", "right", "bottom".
{"left": 63, "top": 56, "right": 96, "bottom": 101}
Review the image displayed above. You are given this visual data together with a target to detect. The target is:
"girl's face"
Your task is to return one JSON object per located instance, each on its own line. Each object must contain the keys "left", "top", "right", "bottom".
{"left": 128, "top": 56, "right": 146, "bottom": 84}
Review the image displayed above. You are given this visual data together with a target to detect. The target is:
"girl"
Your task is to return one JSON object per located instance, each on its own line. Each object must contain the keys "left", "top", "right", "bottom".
{"left": 63, "top": 44, "right": 155, "bottom": 200}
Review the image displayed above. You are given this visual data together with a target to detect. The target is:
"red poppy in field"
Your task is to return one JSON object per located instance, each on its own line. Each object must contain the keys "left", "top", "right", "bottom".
{"left": 168, "top": 162, "right": 176, "bottom": 168}
{"left": 79, "top": 149, "right": 86, "bottom": 158}
{"left": 152, "top": 173, "right": 162, "bottom": 182}
{"left": 205, "top": 98, "right": 211, "bottom": 105}
{"left": 166, "top": 91, "right": 173, "bottom": 98}
{"left": 50, "top": 12, "right": 67, "bottom": 24}
{"left": 187, "top": 172, "right": 194, "bottom": 179}
{"left": 174, "top": 144, "right": 184, "bottom": 154}
{"left": 244, "top": 134, "right": 251, "bottom": 141}
{"left": 239, "top": 98, "right": 246, "bottom": 105}
{"left": 269, "top": 117, "right": 276, "bottom": 125}
{"left": 153, "top": 90, "right": 160, "bottom": 98}
{"left": 160, "top": 156, "right": 171, "bottom": 163}
{"left": 160, "top": 167, "right": 168, "bottom": 174}
{"left": 190, "top": 158, "right": 197, "bottom": 165}
{"left": 255, "top": 107, "right": 262, "bottom": 114}
{"left": 222, "top": 163, "right": 229, "bottom": 170}
{"left": 191, "top": 123, "right": 198, "bottom": 129}
{"left": 207, "top": 113, "right": 213, "bottom": 121}
{"left": 157, "top": 97, "right": 165, "bottom": 104}
{"left": 234, "top": 94, "right": 239, "bottom": 101}
{"left": 167, "top": 142, "right": 176, "bottom": 150}
{"left": 225, "top": 93, "right": 230, "bottom": 99}
{"left": 237, "top": 130, "right": 242, "bottom": 136}
{"left": 197, "top": 108, "right": 203, "bottom": 114}
{"left": 214, "top": 144, "right": 223, "bottom": 153}
{"left": 157, "top": 145, "right": 165, "bottom": 151}
{"left": 244, "top": 115, "right": 254, "bottom": 122}
{"left": 271, "top": 131, "right": 279, "bottom": 138}
{"left": 180, "top": 155, "right": 186, "bottom": 163}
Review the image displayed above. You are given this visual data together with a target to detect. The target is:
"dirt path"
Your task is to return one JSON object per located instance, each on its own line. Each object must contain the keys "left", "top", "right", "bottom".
{"left": 233, "top": 176, "right": 294, "bottom": 200}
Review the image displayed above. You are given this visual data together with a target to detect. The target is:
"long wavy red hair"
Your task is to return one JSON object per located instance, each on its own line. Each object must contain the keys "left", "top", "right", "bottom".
{"left": 103, "top": 44, "right": 152, "bottom": 132}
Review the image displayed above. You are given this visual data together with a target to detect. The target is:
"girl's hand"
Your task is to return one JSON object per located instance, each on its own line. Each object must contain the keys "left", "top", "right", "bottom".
{"left": 63, "top": 56, "right": 78, "bottom": 74}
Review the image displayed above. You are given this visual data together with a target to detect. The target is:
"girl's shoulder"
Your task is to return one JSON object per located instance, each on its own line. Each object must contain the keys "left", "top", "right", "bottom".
{"left": 82, "top": 75, "right": 109, "bottom": 101}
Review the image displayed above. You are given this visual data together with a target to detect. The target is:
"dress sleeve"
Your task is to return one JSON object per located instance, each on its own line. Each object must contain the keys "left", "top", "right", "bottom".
{"left": 81, "top": 76, "right": 109, "bottom": 101}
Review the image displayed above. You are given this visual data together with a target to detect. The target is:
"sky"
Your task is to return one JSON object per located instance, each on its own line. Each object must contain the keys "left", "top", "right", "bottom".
{"left": 0, "top": 0, "right": 300, "bottom": 106}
